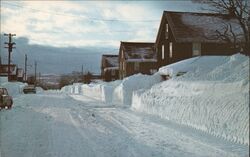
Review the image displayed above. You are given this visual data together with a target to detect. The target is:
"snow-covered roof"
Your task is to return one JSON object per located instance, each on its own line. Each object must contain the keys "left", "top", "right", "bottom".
{"left": 121, "top": 42, "right": 156, "bottom": 61}
{"left": 126, "top": 59, "right": 157, "bottom": 62}
{"left": 103, "top": 67, "right": 119, "bottom": 72}
{"left": 160, "top": 11, "right": 244, "bottom": 43}
{"left": 102, "top": 55, "right": 119, "bottom": 68}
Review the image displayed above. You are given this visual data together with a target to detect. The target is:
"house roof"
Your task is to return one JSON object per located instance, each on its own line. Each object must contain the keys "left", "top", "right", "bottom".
{"left": 156, "top": 11, "right": 244, "bottom": 44}
{"left": 120, "top": 41, "right": 157, "bottom": 62}
{"left": 102, "top": 54, "right": 119, "bottom": 68}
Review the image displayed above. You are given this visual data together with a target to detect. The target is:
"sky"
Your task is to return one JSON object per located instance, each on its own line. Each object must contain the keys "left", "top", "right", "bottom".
{"left": 0, "top": 0, "right": 204, "bottom": 75}
{"left": 0, "top": 0, "right": 203, "bottom": 49}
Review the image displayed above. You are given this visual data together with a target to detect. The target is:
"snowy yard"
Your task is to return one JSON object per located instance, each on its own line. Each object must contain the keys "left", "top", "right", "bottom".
{"left": 0, "top": 92, "right": 248, "bottom": 157}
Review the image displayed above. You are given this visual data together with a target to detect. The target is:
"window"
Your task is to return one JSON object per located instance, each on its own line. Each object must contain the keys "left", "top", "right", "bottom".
{"left": 169, "top": 42, "right": 173, "bottom": 58}
{"left": 162, "top": 44, "right": 164, "bottom": 59}
{"left": 134, "top": 62, "right": 139, "bottom": 71}
{"left": 123, "top": 62, "right": 126, "bottom": 70}
{"left": 192, "top": 43, "right": 201, "bottom": 56}
{"left": 165, "top": 24, "right": 169, "bottom": 39}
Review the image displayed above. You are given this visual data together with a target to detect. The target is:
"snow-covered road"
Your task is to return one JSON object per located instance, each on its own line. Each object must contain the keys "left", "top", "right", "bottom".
{"left": 0, "top": 92, "right": 248, "bottom": 157}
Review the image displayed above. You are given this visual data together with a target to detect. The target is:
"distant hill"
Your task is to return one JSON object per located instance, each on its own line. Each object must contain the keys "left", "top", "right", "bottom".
{"left": 0, "top": 34, "right": 117, "bottom": 75}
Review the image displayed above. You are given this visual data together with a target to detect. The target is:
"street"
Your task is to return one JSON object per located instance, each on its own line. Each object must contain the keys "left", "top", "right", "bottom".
{"left": 0, "top": 92, "right": 248, "bottom": 157}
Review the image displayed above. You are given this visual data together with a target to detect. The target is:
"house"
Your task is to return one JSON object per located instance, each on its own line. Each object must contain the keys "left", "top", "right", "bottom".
{"left": 0, "top": 64, "right": 18, "bottom": 81}
{"left": 118, "top": 41, "right": 158, "bottom": 79}
{"left": 101, "top": 54, "right": 119, "bottom": 81}
{"left": 17, "top": 68, "right": 24, "bottom": 82}
{"left": 156, "top": 11, "right": 244, "bottom": 68}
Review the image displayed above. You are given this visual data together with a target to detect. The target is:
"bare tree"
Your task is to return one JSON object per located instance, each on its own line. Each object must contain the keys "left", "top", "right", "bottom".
{"left": 192, "top": 0, "right": 249, "bottom": 52}
{"left": 206, "top": 22, "right": 241, "bottom": 49}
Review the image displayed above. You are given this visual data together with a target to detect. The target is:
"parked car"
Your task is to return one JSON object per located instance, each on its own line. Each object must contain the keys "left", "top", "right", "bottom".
{"left": 0, "top": 87, "right": 13, "bottom": 110}
{"left": 23, "top": 85, "right": 36, "bottom": 94}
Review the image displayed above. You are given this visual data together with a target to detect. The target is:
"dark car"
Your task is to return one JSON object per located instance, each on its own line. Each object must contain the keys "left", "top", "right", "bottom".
{"left": 23, "top": 85, "right": 36, "bottom": 94}
{"left": 0, "top": 87, "right": 13, "bottom": 110}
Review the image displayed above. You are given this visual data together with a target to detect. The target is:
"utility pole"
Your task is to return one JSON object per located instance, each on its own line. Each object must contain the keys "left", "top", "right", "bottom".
{"left": 81, "top": 64, "right": 83, "bottom": 76}
{"left": 39, "top": 72, "right": 41, "bottom": 83}
{"left": 34, "top": 61, "right": 37, "bottom": 86}
{"left": 24, "top": 54, "right": 27, "bottom": 81}
{"left": 4, "top": 33, "right": 16, "bottom": 81}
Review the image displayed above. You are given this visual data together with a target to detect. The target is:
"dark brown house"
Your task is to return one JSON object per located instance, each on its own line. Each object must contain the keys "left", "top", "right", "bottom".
{"left": 17, "top": 68, "right": 24, "bottom": 82}
{"left": 101, "top": 54, "right": 119, "bottom": 81}
{"left": 156, "top": 11, "right": 244, "bottom": 68}
{"left": 118, "top": 41, "right": 158, "bottom": 79}
{"left": 0, "top": 64, "right": 18, "bottom": 81}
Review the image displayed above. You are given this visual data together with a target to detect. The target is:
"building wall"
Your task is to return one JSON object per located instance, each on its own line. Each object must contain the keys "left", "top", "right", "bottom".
{"left": 170, "top": 42, "right": 192, "bottom": 64}
{"left": 104, "top": 69, "right": 119, "bottom": 82}
{"left": 119, "top": 48, "right": 126, "bottom": 79}
{"left": 156, "top": 17, "right": 175, "bottom": 68}
{"left": 201, "top": 43, "right": 238, "bottom": 55}
{"left": 124, "top": 62, "right": 157, "bottom": 78}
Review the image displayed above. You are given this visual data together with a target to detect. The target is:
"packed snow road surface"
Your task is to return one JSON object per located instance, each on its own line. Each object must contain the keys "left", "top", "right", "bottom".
{"left": 0, "top": 92, "right": 248, "bottom": 157}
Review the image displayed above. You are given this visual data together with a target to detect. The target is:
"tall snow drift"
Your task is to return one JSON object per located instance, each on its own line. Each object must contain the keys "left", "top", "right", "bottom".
{"left": 0, "top": 79, "right": 26, "bottom": 97}
{"left": 132, "top": 53, "right": 249, "bottom": 145}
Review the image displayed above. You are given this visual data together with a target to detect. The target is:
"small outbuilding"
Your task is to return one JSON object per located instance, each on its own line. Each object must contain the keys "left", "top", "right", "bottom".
{"left": 0, "top": 64, "right": 18, "bottom": 81}
{"left": 118, "top": 41, "right": 158, "bottom": 79}
{"left": 101, "top": 54, "right": 119, "bottom": 81}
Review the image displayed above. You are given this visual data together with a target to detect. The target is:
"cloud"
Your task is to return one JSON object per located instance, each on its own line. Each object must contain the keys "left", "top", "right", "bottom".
{"left": 0, "top": 1, "right": 162, "bottom": 48}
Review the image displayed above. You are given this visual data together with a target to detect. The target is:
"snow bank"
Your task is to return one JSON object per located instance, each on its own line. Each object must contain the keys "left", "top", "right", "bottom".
{"left": 61, "top": 74, "right": 162, "bottom": 105}
{"left": 113, "top": 74, "right": 162, "bottom": 105}
{"left": 61, "top": 83, "right": 83, "bottom": 94}
{"left": 0, "top": 77, "right": 8, "bottom": 84}
{"left": 0, "top": 81, "right": 27, "bottom": 97}
{"left": 36, "top": 87, "right": 44, "bottom": 94}
{"left": 132, "top": 53, "right": 249, "bottom": 145}
{"left": 61, "top": 80, "right": 122, "bottom": 103}
{"left": 159, "top": 54, "right": 248, "bottom": 82}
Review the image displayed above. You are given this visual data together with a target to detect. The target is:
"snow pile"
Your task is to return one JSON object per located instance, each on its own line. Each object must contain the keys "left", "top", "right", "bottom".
{"left": 132, "top": 53, "right": 249, "bottom": 145}
{"left": 61, "top": 81, "right": 122, "bottom": 103}
{"left": 0, "top": 81, "right": 27, "bottom": 97}
{"left": 113, "top": 73, "right": 162, "bottom": 105}
{"left": 36, "top": 87, "right": 44, "bottom": 94}
{"left": 60, "top": 85, "right": 73, "bottom": 93}
{"left": 159, "top": 54, "right": 249, "bottom": 82}
{"left": 0, "top": 77, "right": 8, "bottom": 84}
{"left": 81, "top": 80, "right": 122, "bottom": 103}
{"left": 81, "top": 83, "right": 105, "bottom": 101}
{"left": 61, "top": 73, "right": 161, "bottom": 105}
{"left": 61, "top": 83, "right": 82, "bottom": 94}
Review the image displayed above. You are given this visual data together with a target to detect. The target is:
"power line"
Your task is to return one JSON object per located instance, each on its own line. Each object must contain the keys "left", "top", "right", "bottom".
{"left": 2, "top": 2, "right": 159, "bottom": 23}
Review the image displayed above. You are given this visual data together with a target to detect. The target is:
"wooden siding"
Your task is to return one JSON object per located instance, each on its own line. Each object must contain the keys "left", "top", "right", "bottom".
{"left": 124, "top": 62, "right": 158, "bottom": 77}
